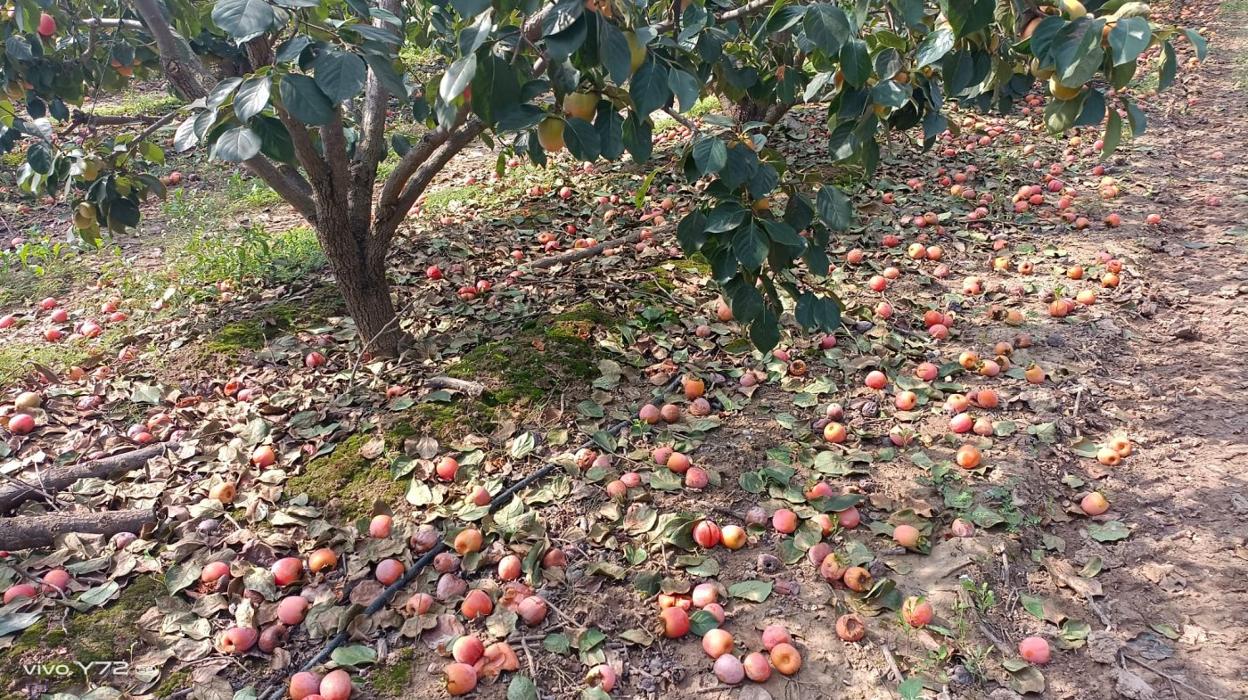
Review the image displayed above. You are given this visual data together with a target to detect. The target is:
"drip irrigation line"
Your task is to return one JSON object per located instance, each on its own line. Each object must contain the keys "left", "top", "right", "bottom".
{"left": 258, "top": 373, "right": 687, "bottom": 699}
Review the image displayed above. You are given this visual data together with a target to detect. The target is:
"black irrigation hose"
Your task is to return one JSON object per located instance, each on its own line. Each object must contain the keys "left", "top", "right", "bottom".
{"left": 258, "top": 374, "right": 686, "bottom": 699}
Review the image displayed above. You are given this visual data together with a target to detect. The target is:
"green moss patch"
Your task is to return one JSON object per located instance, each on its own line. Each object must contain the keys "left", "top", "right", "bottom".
{"left": 370, "top": 647, "right": 415, "bottom": 696}
{"left": 412, "top": 304, "right": 615, "bottom": 439}
{"left": 10, "top": 575, "right": 165, "bottom": 692}
{"left": 286, "top": 431, "right": 410, "bottom": 519}
{"left": 200, "top": 290, "right": 345, "bottom": 357}
{"left": 446, "top": 303, "right": 612, "bottom": 406}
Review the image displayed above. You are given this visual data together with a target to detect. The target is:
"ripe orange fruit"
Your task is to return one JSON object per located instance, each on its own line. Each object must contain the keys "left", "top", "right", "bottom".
{"left": 1096, "top": 447, "right": 1122, "bottom": 466}
{"left": 955, "top": 444, "right": 982, "bottom": 469}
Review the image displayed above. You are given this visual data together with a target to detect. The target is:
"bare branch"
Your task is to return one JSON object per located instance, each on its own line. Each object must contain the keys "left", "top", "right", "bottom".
{"left": 80, "top": 18, "right": 144, "bottom": 30}
{"left": 373, "top": 118, "right": 458, "bottom": 219}
{"left": 654, "top": 0, "right": 773, "bottom": 32}
{"left": 131, "top": 0, "right": 212, "bottom": 99}
{"left": 349, "top": 0, "right": 400, "bottom": 233}
{"left": 663, "top": 107, "right": 699, "bottom": 136}
{"left": 372, "top": 117, "right": 485, "bottom": 248}
{"left": 244, "top": 156, "right": 318, "bottom": 223}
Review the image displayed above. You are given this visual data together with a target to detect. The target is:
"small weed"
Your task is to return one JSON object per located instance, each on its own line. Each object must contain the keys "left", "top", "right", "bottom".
{"left": 173, "top": 224, "right": 325, "bottom": 291}
{"left": 224, "top": 172, "right": 284, "bottom": 210}
{"left": 0, "top": 235, "right": 114, "bottom": 309}
{"left": 958, "top": 578, "right": 998, "bottom": 612}
{"left": 91, "top": 92, "right": 181, "bottom": 117}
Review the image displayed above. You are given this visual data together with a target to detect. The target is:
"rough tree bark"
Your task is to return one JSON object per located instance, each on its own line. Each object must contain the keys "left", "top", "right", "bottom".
{"left": 0, "top": 509, "right": 155, "bottom": 550}
{"left": 718, "top": 95, "right": 793, "bottom": 125}
{"left": 128, "top": 0, "right": 215, "bottom": 100}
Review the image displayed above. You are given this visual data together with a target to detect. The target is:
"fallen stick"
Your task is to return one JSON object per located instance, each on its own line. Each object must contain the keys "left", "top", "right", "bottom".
{"left": 1121, "top": 654, "right": 1221, "bottom": 700}
{"left": 0, "top": 443, "right": 173, "bottom": 513}
{"left": 528, "top": 230, "right": 644, "bottom": 270}
{"left": 425, "top": 376, "right": 485, "bottom": 396}
{"left": 0, "top": 508, "right": 155, "bottom": 550}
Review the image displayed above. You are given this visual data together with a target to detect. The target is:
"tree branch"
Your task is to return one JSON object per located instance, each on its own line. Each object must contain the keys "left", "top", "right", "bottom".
{"left": 244, "top": 156, "right": 318, "bottom": 223}
{"left": 320, "top": 110, "right": 352, "bottom": 212}
{"left": 349, "top": 0, "right": 400, "bottom": 234}
{"left": 80, "top": 18, "right": 144, "bottom": 30}
{"left": 372, "top": 117, "right": 485, "bottom": 248}
{"left": 373, "top": 118, "right": 458, "bottom": 223}
{"left": 131, "top": 0, "right": 212, "bottom": 100}
{"left": 654, "top": 0, "right": 774, "bottom": 32}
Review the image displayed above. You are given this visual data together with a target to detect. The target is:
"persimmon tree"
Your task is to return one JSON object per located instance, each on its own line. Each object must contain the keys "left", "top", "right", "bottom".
{"left": 0, "top": 0, "right": 1204, "bottom": 353}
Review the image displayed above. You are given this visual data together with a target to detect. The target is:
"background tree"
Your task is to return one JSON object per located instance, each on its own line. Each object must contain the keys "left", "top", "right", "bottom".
{"left": 0, "top": 0, "right": 1204, "bottom": 354}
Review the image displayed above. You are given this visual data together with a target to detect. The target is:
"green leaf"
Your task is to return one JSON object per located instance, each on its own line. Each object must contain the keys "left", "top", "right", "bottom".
{"left": 1101, "top": 108, "right": 1122, "bottom": 158}
{"left": 1182, "top": 28, "right": 1208, "bottom": 60}
{"left": 1087, "top": 520, "right": 1131, "bottom": 542}
{"left": 1053, "top": 18, "right": 1105, "bottom": 87}
{"left": 1108, "top": 17, "right": 1150, "bottom": 66}
{"left": 676, "top": 210, "right": 708, "bottom": 253}
{"left": 543, "top": 633, "right": 571, "bottom": 654}
{"left": 944, "top": 0, "right": 994, "bottom": 37}
{"left": 0, "top": 611, "right": 41, "bottom": 637}
{"left": 75, "top": 580, "right": 119, "bottom": 608}
{"left": 252, "top": 115, "right": 295, "bottom": 163}
{"left": 1157, "top": 41, "right": 1177, "bottom": 91}
{"left": 564, "top": 117, "right": 601, "bottom": 161}
{"left": 1044, "top": 93, "right": 1084, "bottom": 134}
{"left": 795, "top": 292, "right": 841, "bottom": 332}
{"left": 630, "top": 60, "right": 671, "bottom": 117}
{"left": 749, "top": 303, "right": 780, "bottom": 352}
{"left": 598, "top": 21, "right": 632, "bottom": 85}
{"left": 915, "top": 28, "right": 954, "bottom": 69}
{"left": 689, "top": 609, "right": 720, "bottom": 635}
{"left": 728, "top": 580, "right": 773, "bottom": 602}
{"left": 164, "top": 562, "right": 200, "bottom": 594}
{"left": 803, "top": 4, "right": 851, "bottom": 55}
{"left": 4, "top": 35, "right": 32, "bottom": 62}
{"left": 1122, "top": 96, "right": 1147, "bottom": 136}
{"left": 594, "top": 103, "right": 624, "bottom": 160}
{"left": 315, "top": 50, "right": 368, "bottom": 102}
{"left": 330, "top": 644, "right": 378, "bottom": 667}
{"left": 279, "top": 74, "right": 334, "bottom": 126}
{"left": 25, "top": 142, "right": 51, "bottom": 174}
{"left": 507, "top": 674, "right": 539, "bottom": 700}
{"left": 732, "top": 220, "right": 769, "bottom": 270}
{"left": 234, "top": 75, "right": 271, "bottom": 122}
{"left": 622, "top": 113, "right": 652, "bottom": 162}
{"left": 440, "top": 55, "right": 477, "bottom": 103}
{"left": 692, "top": 136, "right": 727, "bottom": 175}
{"left": 871, "top": 80, "right": 911, "bottom": 108}
{"left": 816, "top": 185, "right": 852, "bottom": 230}
{"left": 668, "top": 69, "right": 700, "bottom": 113}
{"left": 839, "top": 39, "right": 871, "bottom": 87}
{"left": 210, "top": 126, "right": 262, "bottom": 162}
{"left": 706, "top": 202, "right": 747, "bottom": 233}
{"left": 898, "top": 677, "right": 924, "bottom": 700}
{"left": 211, "top": 0, "right": 278, "bottom": 42}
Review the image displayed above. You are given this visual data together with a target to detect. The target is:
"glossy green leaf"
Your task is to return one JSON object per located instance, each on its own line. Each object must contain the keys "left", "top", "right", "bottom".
{"left": 279, "top": 74, "right": 334, "bottom": 126}
{"left": 315, "top": 50, "right": 368, "bottom": 102}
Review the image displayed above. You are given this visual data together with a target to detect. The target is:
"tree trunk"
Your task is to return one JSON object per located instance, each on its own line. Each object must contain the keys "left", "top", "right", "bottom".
{"left": 718, "top": 94, "right": 793, "bottom": 126}
{"left": 317, "top": 220, "right": 404, "bottom": 356}
{"left": 130, "top": 0, "right": 213, "bottom": 101}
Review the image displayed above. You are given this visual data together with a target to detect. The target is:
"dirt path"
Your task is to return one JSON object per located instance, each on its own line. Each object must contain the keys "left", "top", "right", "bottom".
{"left": 1055, "top": 1, "right": 1248, "bottom": 695}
